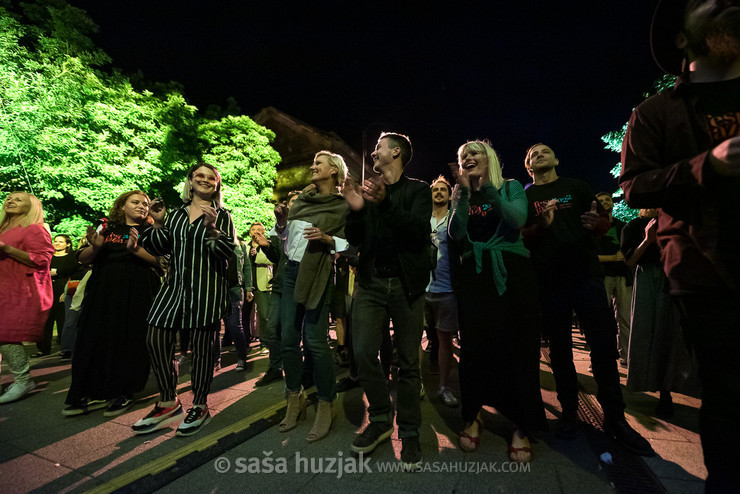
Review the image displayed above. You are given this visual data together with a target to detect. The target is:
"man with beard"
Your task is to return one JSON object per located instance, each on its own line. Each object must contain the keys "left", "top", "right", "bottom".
{"left": 426, "top": 176, "right": 459, "bottom": 407}
{"left": 620, "top": 1, "right": 740, "bottom": 490}
{"left": 344, "top": 132, "right": 432, "bottom": 470}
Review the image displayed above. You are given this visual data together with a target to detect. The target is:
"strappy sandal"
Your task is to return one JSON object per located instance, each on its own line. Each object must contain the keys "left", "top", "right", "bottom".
{"left": 508, "top": 433, "right": 533, "bottom": 462}
{"left": 458, "top": 417, "right": 483, "bottom": 452}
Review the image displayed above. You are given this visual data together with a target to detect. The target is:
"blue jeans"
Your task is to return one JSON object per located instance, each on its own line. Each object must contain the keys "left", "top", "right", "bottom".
{"left": 280, "top": 261, "right": 335, "bottom": 401}
{"left": 224, "top": 289, "right": 249, "bottom": 361}
{"left": 352, "top": 276, "right": 424, "bottom": 438}
{"left": 263, "top": 290, "right": 283, "bottom": 373}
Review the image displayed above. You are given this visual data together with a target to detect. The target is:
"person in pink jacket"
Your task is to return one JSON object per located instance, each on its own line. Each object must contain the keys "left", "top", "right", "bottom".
{"left": 0, "top": 191, "right": 54, "bottom": 403}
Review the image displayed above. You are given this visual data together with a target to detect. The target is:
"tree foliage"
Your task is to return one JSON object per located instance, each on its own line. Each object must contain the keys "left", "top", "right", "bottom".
{"left": 600, "top": 74, "right": 676, "bottom": 222}
{"left": 0, "top": 0, "right": 280, "bottom": 241}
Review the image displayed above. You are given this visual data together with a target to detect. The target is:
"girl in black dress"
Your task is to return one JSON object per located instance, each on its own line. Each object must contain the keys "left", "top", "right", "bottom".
{"left": 63, "top": 191, "right": 161, "bottom": 417}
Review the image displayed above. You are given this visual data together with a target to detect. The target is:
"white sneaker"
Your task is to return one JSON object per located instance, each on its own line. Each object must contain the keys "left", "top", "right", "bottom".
{"left": 176, "top": 406, "right": 211, "bottom": 436}
{"left": 438, "top": 387, "right": 459, "bottom": 407}
{"left": 0, "top": 380, "right": 37, "bottom": 404}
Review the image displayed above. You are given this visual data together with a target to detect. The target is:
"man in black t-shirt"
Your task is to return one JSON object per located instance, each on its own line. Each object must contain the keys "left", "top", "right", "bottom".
{"left": 620, "top": 1, "right": 740, "bottom": 490}
{"left": 522, "top": 143, "right": 653, "bottom": 457}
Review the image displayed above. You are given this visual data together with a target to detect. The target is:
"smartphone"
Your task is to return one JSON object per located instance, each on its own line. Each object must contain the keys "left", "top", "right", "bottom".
{"left": 150, "top": 197, "right": 165, "bottom": 214}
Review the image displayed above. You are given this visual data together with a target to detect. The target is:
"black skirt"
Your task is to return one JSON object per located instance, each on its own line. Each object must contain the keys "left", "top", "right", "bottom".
{"left": 457, "top": 251, "right": 548, "bottom": 432}
{"left": 66, "top": 256, "right": 159, "bottom": 404}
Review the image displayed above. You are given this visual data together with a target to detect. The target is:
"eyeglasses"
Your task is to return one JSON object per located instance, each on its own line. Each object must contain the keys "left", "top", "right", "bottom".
{"left": 192, "top": 172, "right": 218, "bottom": 183}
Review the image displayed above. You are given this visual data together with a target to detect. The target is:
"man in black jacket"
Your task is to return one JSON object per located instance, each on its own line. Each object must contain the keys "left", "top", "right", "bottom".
{"left": 344, "top": 132, "right": 432, "bottom": 469}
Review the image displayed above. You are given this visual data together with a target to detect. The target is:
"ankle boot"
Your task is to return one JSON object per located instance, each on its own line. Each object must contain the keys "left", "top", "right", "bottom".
{"left": 307, "top": 400, "right": 335, "bottom": 442}
{"left": 279, "top": 391, "right": 306, "bottom": 432}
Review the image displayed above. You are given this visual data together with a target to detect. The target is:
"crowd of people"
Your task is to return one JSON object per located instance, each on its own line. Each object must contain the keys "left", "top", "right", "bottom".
{"left": 0, "top": 0, "right": 737, "bottom": 489}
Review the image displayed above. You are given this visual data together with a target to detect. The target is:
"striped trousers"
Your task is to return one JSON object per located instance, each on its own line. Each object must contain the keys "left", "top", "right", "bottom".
{"left": 146, "top": 323, "right": 218, "bottom": 405}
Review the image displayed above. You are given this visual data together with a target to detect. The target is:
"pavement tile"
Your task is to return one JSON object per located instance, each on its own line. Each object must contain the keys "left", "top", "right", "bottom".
{"left": 0, "top": 453, "right": 75, "bottom": 493}
{"left": 555, "top": 465, "right": 612, "bottom": 493}
{"left": 0, "top": 331, "right": 707, "bottom": 493}
{"left": 660, "top": 478, "right": 705, "bottom": 494}
{"left": 646, "top": 439, "right": 707, "bottom": 481}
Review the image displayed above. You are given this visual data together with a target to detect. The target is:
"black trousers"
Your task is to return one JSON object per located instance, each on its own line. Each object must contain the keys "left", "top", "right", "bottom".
{"left": 678, "top": 291, "right": 740, "bottom": 493}
{"left": 38, "top": 299, "right": 65, "bottom": 354}
{"left": 538, "top": 274, "right": 625, "bottom": 419}
{"left": 147, "top": 322, "right": 219, "bottom": 405}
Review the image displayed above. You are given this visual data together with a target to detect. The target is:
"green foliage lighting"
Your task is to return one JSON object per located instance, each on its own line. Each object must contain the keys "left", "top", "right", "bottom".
{"left": 600, "top": 74, "right": 677, "bottom": 223}
{"left": 0, "top": 0, "right": 281, "bottom": 241}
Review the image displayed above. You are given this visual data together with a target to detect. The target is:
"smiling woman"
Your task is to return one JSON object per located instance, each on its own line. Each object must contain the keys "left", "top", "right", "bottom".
{"left": 0, "top": 191, "right": 54, "bottom": 404}
{"left": 134, "top": 162, "right": 235, "bottom": 437}
{"left": 63, "top": 190, "right": 161, "bottom": 418}
{"left": 450, "top": 140, "right": 546, "bottom": 462}
{"left": 279, "top": 150, "right": 349, "bottom": 442}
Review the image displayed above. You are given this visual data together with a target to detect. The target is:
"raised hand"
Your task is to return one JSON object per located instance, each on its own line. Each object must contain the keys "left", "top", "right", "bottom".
{"left": 274, "top": 202, "right": 289, "bottom": 229}
{"left": 343, "top": 179, "right": 365, "bottom": 211}
{"left": 458, "top": 166, "right": 471, "bottom": 189}
{"left": 361, "top": 175, "right": 386, "bottom": 203}
{"left": 645, "top": 217, "right": 658, "bottom": 244}
{"left": 127, "top": 227, "right": 139, "bottom": 252}
{"left": 581, "top": 201, "right": 600, "bottom": 230}
{"left": 86, "top": 225, "right": 104, "bottom": 249}
{"left": 149, "top": 199, "right": 166, "bottom": 226}
{"left": 200, "top": 205, "right": 218, "bottom": 230}
{"left": 252, "top": 231, "right": 270, "bottom": 248}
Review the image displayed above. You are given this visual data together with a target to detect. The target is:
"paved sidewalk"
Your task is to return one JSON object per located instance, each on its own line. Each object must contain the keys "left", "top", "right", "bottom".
{"left": 0, "top": 330, "right": 704, "bottom": 493}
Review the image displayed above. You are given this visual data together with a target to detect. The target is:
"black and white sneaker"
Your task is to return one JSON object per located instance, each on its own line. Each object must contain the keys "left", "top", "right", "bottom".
{"left": 104, "top": 396, "right": 135, "bottom": 417}
{"left": 132, "top": 398, "right": 183, "bottom": 434}
{"left": 176, "top": 406, "right": 211, "bottom": 437}
{"left": 62, "top": 397, "right": 109, "bottom": 416}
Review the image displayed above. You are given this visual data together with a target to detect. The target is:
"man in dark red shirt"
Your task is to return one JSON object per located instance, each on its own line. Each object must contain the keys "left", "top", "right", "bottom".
{"left": 620, "top": 1, "right": 740, "bottom": 490}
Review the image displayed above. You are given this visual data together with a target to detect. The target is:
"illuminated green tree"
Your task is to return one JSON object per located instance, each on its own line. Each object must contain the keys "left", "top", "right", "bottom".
{"left": 0, "top": 1, "right": 280, "bottom": 239}
{"left": 199, "top": 115, "right": 280, "bottom": 236}
{"left": 601, "top": 74, "right": 676, "bottom": 222}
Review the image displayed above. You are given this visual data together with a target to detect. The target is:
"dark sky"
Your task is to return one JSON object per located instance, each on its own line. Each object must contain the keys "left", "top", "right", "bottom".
{"left": 70, "top": 0, "right": 665, "bottom": 193}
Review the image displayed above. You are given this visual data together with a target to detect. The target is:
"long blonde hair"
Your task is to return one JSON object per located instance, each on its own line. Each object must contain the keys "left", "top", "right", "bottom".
{"left": 0, "top": 191, "right": 45, "bottom": 232}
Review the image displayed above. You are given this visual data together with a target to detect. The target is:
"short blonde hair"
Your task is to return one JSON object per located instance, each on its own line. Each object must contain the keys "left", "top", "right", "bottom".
{"left": 315, "top": 151, "right": 349, "bottom": 187}
{"left": 0, "top": 191, "right": 45, "bottom": 231}
{"left": 457, "top": 140, "right": 504, "bottom": 190}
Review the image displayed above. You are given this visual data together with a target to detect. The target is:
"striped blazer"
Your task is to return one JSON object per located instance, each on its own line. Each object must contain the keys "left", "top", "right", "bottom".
{"left": 141, "top": 202, "right": 235, "bottom": 329}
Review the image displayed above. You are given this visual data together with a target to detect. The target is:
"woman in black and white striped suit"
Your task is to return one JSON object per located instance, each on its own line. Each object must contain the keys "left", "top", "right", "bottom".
{"left": 132, "top": 163, "right": 235, "bottom": 437}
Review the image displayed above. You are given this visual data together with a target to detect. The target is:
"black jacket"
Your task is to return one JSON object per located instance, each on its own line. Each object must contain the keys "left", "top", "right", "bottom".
{"left": 345, "top": 174, "right": 433, "bottom": 304}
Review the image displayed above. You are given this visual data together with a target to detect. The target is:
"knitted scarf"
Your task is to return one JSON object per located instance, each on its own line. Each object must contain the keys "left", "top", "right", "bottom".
{"left": 288, "top": 187, "right": 348, "bottom": 310}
